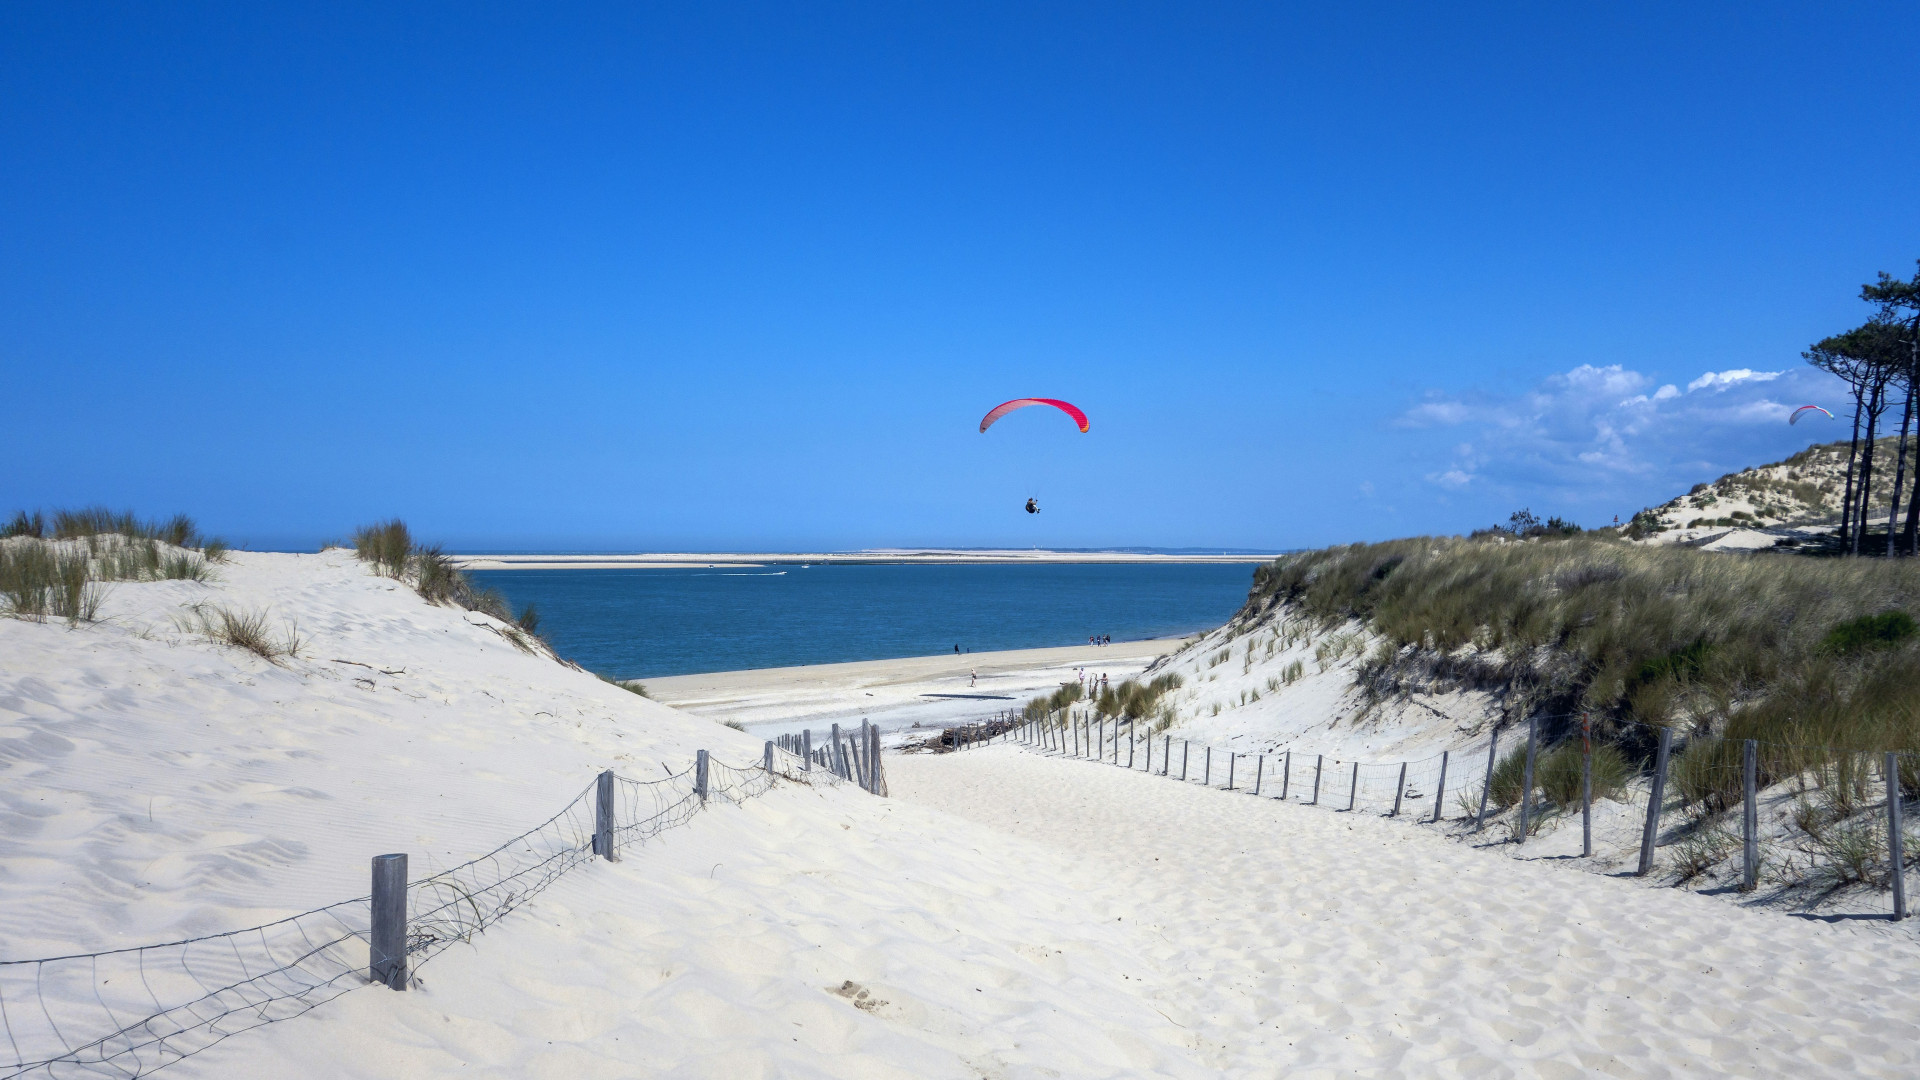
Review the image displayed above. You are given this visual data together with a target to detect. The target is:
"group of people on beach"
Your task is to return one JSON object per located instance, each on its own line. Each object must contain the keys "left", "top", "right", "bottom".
{"left": 1087, "top": 634, "right": 1110, "bottom": 646}
{"left": 1075, "top": 667, "right": 1108, "bottom": 694}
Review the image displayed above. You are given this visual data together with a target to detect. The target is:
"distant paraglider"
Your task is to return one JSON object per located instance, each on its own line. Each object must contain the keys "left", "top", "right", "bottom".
{"left": 1790, "top": 405, "right": 1835, "bottom": 425}
{"left": 979, "top": 398, "right": 1090, "bottom": 434}
{"left": 981, "top": 398, "right": 1086, "bottom": 515}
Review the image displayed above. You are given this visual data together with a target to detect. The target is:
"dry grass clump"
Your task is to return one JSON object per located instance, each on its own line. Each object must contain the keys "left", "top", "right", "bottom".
{"left": 350, "top": 520, "right": 545, "bottom": 649}
{"left": 1023, "top": 680, "right": 1085, "bottom": 722}
{"left": 2, "top": 507, "right": 230, "bottom": 622}
{"left": 179, "top": 604, "right": 304, "bottom": 662}
{"left": 1536, "top": 742, "right": 1631, "bottom": 807}
{"left": 1092, "top": 673, "right": 1183, "bottom": 722}
{"left": 0, "top": 543, "right": 102, "bottom": 622}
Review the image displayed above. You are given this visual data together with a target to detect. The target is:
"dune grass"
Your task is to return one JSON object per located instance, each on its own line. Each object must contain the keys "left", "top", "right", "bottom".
{"left": 177, "top": 604, "right": 304, "bottom": 662}
{"left": 2, "top": 507, "right": 226, "bottom": 621}
{"left": 349, "top": 520, "right": 551, "bottom": 657}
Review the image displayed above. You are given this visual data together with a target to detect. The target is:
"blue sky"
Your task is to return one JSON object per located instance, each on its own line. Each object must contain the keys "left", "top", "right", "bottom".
{"left": 4, "top": 3, "right": 1916, "bottom": 551}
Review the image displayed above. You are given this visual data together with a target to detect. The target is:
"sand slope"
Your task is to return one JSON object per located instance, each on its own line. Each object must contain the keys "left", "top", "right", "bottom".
{"left": 892, "top": 744, "right": 1920, "bottom": 1078}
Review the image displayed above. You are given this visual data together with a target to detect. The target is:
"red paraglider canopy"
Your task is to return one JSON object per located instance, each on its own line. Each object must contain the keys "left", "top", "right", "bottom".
{"left": 979, "top": 398, "right": 1090, "bottom": 434}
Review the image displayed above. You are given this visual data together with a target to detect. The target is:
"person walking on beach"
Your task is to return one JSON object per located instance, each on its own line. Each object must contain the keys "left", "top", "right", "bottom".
{"left": 954, "top": 644, "right": 960, "bottom": 654}
{"left": 970, "top": 669, "right": 976, "bottom": 687}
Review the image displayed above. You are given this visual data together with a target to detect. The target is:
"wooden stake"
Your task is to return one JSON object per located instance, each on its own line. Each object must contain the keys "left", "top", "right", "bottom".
{"left": 1392, "top": 762, "right": 1406, "bottom": 817}
{"left": 1636, "top": 727, "right": 1674, "bottom": 876}
{"left": 1742, "top": 739, "right": 1759, "bottom": 891}
{"left": 1888, "top": 752, "right": 1907, "bottom": 921}
{"left": 594, "top": 769, "right": 617, "bottom": 862}
{"left": 1312, "top": 754, "right": 1322, "bottom": 805}
{"left": 1518, "top": 718, "right": 1538, "bottom": 843}
{"left": 1347, "top": 760, "right": 1358, "bottom": 811}
{"left": 1433, "top": 750, "right": 1449, "bottom": 823}
{"left": 1475, "top": 727, "right": 1501, "bottom": 832}
{"left": 1580, "top": 714, "right": 1592, "bottom": 857}
{"left": 370, "top": 853, "right": 408, "bottom": 990}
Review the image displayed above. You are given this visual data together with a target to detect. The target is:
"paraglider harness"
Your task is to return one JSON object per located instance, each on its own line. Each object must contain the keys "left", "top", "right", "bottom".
{"left": 1024, "top": 498, "right": 1040, "bottom": 514}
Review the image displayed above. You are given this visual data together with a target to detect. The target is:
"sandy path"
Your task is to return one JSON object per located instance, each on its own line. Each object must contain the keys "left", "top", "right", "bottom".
{"left": 889, "top": 743, "right": 1920, "bottom": 1078}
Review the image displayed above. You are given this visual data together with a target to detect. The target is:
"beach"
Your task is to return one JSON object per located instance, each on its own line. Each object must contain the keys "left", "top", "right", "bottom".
{"left": 645, "top": 637, "right": 1187, "bottom": 736}
{"left": 453, "top": 550, "right": 1279, "bottom": 571}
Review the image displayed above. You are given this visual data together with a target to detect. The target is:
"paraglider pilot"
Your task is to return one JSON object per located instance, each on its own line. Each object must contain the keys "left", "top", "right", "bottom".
{"left": 1025, "top": 498, "right": 1040, "bottom": 514}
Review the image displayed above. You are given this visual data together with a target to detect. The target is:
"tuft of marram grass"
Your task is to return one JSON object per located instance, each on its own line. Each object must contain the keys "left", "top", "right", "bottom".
{"left": 182, "top": 605, "right": 303, "bottom": 662}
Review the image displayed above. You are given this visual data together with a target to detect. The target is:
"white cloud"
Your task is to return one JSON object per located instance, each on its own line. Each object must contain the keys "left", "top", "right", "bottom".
{"left": 1687, "top": 368, "right": 1782, "bottom": 393}
{"left": 1402, "top": 361, "right": 1841, "bottom": 498}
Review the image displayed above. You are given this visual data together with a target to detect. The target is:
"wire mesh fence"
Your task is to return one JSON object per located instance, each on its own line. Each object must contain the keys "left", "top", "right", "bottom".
{"left": 1, "top": 744, "right": 852, "bottom": 1080}
{"left": 1002, "top": 707, "right": 1920, "bottom": 918}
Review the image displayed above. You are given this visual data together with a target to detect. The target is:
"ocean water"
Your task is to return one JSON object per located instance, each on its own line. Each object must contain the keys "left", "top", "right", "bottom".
{"left": 468, "top": 562, "right": 1262, "bottom": 678}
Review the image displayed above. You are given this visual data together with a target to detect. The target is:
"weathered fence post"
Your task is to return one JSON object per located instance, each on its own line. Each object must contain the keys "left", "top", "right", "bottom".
{"left": 803, "top": 728, "right": 813, "bottom": 771}
{"left": 831, "top": 723, "right": 845, "bottom": 778}
{"left": 1580, "top": 714, "right": 1592, "bottom": 857}
{"left": 1204, "top": 746, "right": 1212, "bottom": 786}
{"left": 1433, "top": 750, "right": 1449, "bottom": 823}
{"left": 1282, "top": 750, "right": 1291, "bottom": 800}
{"left": 1163, "top": 735, "right": 1171, "bottom": 775}
{"left": 1888, "top": 752, "right": 1906, "bottom": 921}
{"left": 1227, "top": 752, "right": 1236, "bottom": 790}
{"left": 1742, "top": 739, "right": 1759, "bottom": 892}
{"left": 370, "top": 853, "right": 408, "bottom": 990}
{"left": 1475, "top": 726, "right": 1501, "bottom": 832}
{"left": 1146, "top": 732, "right": 1153, "bottom": 774}
{"left": 869, "top": 724, "right": 885, "bottom": 796}
{"left": 1182, "top": 741, "right": 1190, "bottom": 781}
{"left": 1254, "top": 755, "right": 1264, "bottom": 796}
{"left": 764, "top": 740, "right": 775, "bottom": 774}
{"left": 1518, "top": 717, "right": 1539, "bottom": 843}
{"left": 696, "top": 749, "right": 710, "bottom": 803}
{"left": 1312, "top": 754, "right": 1323, "bottom": 805}
{"left": 594, "top": 769, "right": 617, "bottom": 862}
{"left": 1347, "top": 760, "right": 1358, "bottom": 811}
{"left": 1636, "top": 727, "right": 1674, "bottom": 876}
{"left": 1392, "top": 762, "right": 1406, "bottom": 817}
{"left": 1127, "top": 724, "right": 1136, "bottom": 768}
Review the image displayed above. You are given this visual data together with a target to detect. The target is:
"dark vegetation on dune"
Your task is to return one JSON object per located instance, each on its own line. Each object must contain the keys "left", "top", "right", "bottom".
{"left": 1244, "top": 533, "right": 1920, "bottom": 813}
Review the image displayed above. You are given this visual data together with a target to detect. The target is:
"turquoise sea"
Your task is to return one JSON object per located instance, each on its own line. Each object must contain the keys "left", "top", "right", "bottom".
{"left": 469, "top": 562, "right": 1263, "bottom": 679}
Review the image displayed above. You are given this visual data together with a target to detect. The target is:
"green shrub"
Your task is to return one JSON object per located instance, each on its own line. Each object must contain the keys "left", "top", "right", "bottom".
{"left": 353, "top": 520, "right": 413, "bottom": 578}
{"left": 1820, "top": 612, "right": 1917, "bottom": 656}
{"left": 1536, "top": 741, "right": 1632, "bottom": 807}
{"left": 1486, "top": 743, "right": 1529, "bottom": 810}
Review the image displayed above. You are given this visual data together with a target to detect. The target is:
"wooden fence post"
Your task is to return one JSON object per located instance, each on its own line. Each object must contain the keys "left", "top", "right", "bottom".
{"left": 370, "top": 853, "right": 408, "bottom": 990}
{"left": 1580, "top": 714, "right": 1592, "bottom": 857}
{"left": 1254, "top": 755, "right": 1264, "bottom": 796}
{"left": 1433, "top": 750, "right": 1449, "bottom": 823}
{"left": 1888, "top": 752, "right": 1906, "bottom": 921}
{"left": 803, "top": 729, "right": 813, "bottom": 771}
{"left": 1182, "top": 741, "right": 1190, "bottom": 781}
{"left": 594, "top": 770, "right": 617, "bottom": 862}
{"left": 1392, "top": 762, "right": 1406, "bottom": 817}
{"left": 696, "top": 749, "right": 710, "bottom": 803}
{"left": 1742, "top": 739, "right": 1759, "bottom": 891}
{"left": 1518, "top": 718, "right": 1539, "bottom": 843}
{"left": 764, "top": 740, "right": 775, "bottom": 774}
{"left": 1312, "top": 754, "right": 1322, "bottom": 805}
{"left": 1347, "top": 761, "right": 1358, "bottom": 811}
{"left": 1146, "top": 731, "right": 1153, "bottom": 773}
{"left": 1227, "top": 752, "right": 1236, "bottom": 790}
{"left": 1282, "top": 750, "right": 1291, "bottom": 800}
{"left": 1636, "top": 727, "right": 1674, "bottom": 876}
{"left": 831, "top": 723, "right": 845, "bottom": 778}
{"left": 1204, "top": 746, "right": 1212, "bottom": 786}
{"left": 1163, "top": 735, "right": 1171, "bottom": 775}
{"left": 869, "top": 724, "right": 886, "bottom": 796}
{"left": 1475, "top": 727, "right": 1501, "bottom": 832}
{"left": 1127, "top": 724, "right": 1136, "bottom": 768}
